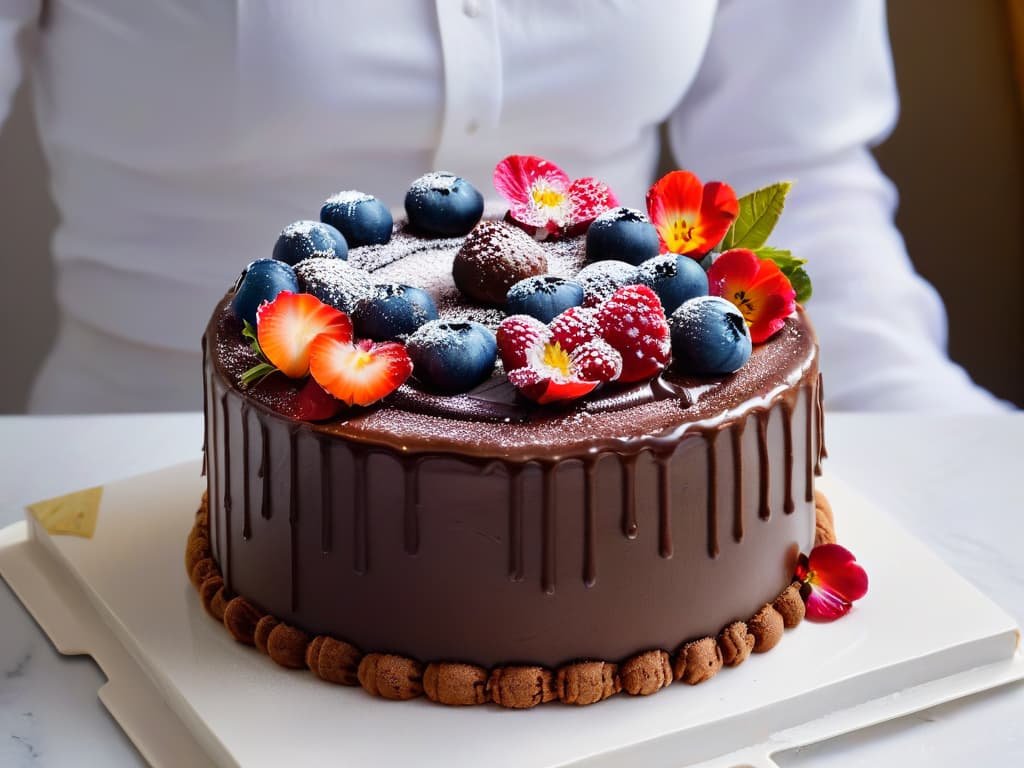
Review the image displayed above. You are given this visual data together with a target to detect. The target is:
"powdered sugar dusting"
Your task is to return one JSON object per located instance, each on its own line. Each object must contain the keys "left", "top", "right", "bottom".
{"left": 324, "top": 190, "right": 373, "bottom": 206}
{"left": 349, "top": 219, "right": 586, "bottom": 331}
{"left": 409, "top": 171, "right": 459, "bottom": 194}
{"left": 593, "top": 206, "right": 650, "bottom": 225}
{"left": 278, "top": 220, "right": 338, "bottom": 259}
{"left": 349, "top": 227, "right": 462, "bottom": 273}
{"left": 216, "top": 201, "right": 816, "bottom": 451}
{"left": 281, "top": 220, "right": 321, "bottom": 237}
{"left": 577, "top": 260, "right": 639, "bottom": 306}
{"left": 295, "top": 257, "right": 374, "bottom": 313}
{"left": 452, "top": 221, "right": 548, "bottom": 304}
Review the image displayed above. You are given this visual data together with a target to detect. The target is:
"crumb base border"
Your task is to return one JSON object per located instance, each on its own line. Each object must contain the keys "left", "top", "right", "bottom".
{"left": 185, "top": 490, "right": 838, "bottom": 708}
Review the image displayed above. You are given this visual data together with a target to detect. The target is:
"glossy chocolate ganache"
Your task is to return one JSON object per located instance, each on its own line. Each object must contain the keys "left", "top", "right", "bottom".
{"left": 202, "top": 224, "right": 824, "bottom": 669}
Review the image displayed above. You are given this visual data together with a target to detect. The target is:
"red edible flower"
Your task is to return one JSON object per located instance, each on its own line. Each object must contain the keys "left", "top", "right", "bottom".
{"left": 795, "top": 543, "right": 869, "bottom": 622}
{"left": 497, "top": 308, "right": 623, "bottom": 404}
{"left": 707, "top": 249, "right": 796, "bottom": 343}
{"left": 645, "top": 170, "right": 738, "bottom": 257}
{"left": 493, "top": 155, "right": 618, "bottom": 240}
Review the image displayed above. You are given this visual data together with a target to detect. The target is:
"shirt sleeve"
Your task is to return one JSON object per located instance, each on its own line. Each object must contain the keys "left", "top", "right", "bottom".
{"left": 0, "top": 0, "right": 41, "bottom": 128}
{"left": 666, "top": 0, "right": 1008, "bottom": 411}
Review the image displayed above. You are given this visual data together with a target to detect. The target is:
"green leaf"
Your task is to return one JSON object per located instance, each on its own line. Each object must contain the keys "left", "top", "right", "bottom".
{"left": 787, "top": 267, "right": 813, "bottom": 304}
{"left": 239, "top": 320, "right": 280, "bottom": 386}
{"left": 242, "top": 320, "right": 264, "bottom": 359}
{"left": 753, "top": 247, "right": 805, "bottom": 269}
{"left": 239, "top": 362, "right": 278, "bottom": 389}
{"left": 754, "top": 246, "right": 813, "bottom": 304}
{"left": 722, "top": 182, "right": 792, "bottom": 251}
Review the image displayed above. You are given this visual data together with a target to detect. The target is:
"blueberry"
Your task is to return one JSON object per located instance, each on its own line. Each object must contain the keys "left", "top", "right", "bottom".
{"left": 575, "top": 259, "right": 639, "bottom": 306}
{"left": 404, "top": 172, "right": 484, "bottom": 237}
{"left": 406, "top": 320, "right": 497, "bottom": 394}
{"left": 669, "top": 296, "right": 752, "bottom": 375}
{"left": 585, "top": 207, "right": 661, "bottom": 266}
{"left": 353, "top": 283, "right": 439, "bottom": 341}
{"left": 505, "top": 275, "right": 585, "bottom": 323}
{"left": 294, "top": 257, "right": 374, "bottom": 314}
{"left": 320, "top": 191, "right": 393, "bottom": 247}
{"left": 272, "top": 220, "right": 348, "bottom": 265}
{"left": 636, "top": 254, "right": 709, "bottom": 314}
{"left": 230, "top": 259, "right": 299, "bottom": 327}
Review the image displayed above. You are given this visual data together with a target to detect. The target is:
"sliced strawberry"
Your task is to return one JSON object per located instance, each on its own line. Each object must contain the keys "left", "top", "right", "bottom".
{"left": 596, "top": 284, "right": 672, "bottom": 383}
{"left": 290, "top": 377, "right": 345, "bottom": 421}
{"left": 496, "top": 314, "right": 547, "bottom": 371}
{"left": 308, "top": 337, "right": 412, "bottom": 407}
{"left": 257, "top": 291, "right": 352, "bottom": 378}
{"left": 507, "top": 366, "right": 600, "bottom": 405}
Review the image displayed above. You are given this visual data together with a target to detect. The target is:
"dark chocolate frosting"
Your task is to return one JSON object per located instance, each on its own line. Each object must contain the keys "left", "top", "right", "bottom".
{"left": 202, "top": 225, "right": 823, "bottom": 668}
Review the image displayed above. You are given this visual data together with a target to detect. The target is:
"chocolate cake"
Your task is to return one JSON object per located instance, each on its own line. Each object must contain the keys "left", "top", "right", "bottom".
{"left": 188, "top": 159, "right": 847, "bottom": 707}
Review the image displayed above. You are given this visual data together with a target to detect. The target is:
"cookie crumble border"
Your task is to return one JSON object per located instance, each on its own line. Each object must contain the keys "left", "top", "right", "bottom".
{"left": 185, "top": 490, "right": 836, "bottom": 708}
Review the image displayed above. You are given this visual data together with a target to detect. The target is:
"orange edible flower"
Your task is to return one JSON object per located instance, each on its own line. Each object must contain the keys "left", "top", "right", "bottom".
{"left": 645, "top": 170, "right": 738, "bottom": 257}
{"left": 706, "top": 249, "right": 796, "bottom": 343}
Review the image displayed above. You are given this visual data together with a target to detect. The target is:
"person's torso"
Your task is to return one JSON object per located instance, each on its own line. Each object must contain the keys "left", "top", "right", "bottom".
{"left": 31, "top": 0, "right": 718, "bottom": 349}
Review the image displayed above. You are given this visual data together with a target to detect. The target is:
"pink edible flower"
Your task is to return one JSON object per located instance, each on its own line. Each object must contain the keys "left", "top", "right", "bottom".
{"left": 493, "top": 155, "right": 618, "bottom": 240}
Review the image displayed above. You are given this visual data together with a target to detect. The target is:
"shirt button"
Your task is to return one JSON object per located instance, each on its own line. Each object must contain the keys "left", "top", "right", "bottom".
{"left": 465, "top": 119, "right": 480, "bottom": 135}
{"left": 463, "top": 0, "right": 481, "bottom": 18}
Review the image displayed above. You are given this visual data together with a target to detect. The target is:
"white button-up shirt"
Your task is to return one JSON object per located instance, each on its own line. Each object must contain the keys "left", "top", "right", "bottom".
{"left": 0, "top": 0, "right": 1004, "bottom": 411}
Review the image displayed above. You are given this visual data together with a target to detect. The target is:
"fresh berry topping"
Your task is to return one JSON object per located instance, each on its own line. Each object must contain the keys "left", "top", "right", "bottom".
{"left": 669, "top": 296, "right": 752, "bottom": 375}
{"left": 585, "top": 207, "right": 661, "bottom": 265}
{"left": 497, "top": 310, "right": 623, "bottom": 404}
{"left": 507, "top": 366, "right": 600, "bottom": 404}
{"left": 564, "top": 178, "right": 620, "bottom": 236}
{"left": 308, "top": 337, "right": 412, "bottom": 407}
{"left": 404, "top": 172, "right": 484, "bottom": 237}
{"left": 406, "top": 320, "right": 498, "bottom": 394}
{"left": 636, "top": 254, "right": 709, "bottom": 314}
{"left": 352, "top": 283, "right": 438, "bottom": 342}
{"left": 272, "top": 220, "right": 348, "bottom": 265}
{"left": 452, "top": 220, "right": 548, "bottom": 305}
{"left": 505, "top": 275, "right": 584, "bottom": 324}
{"left": 256, "top": 292, "right": 353, "bottom": 379}
{"left": 289, "top": 377, "right": 345, "bottom": 421}
{"left": 547, "top": 305, "right": 602, "bottom": 351}
{"left": 596, "top": 284, "right": 672, "bottom": 383}
{"left": 493, "top": 155, "right": 618, "bottom": 239}
{"left": 320, "top": 191, "right": 394, "bottom": 247}
{"left": 495, "top": 314, "right": 547, "bottom": 371}
{"left": 646, "top": 170, "right": 738, "bottom": 257}
{"left": 294, "top": 257, "right": 374, "bottom": 315}
{"left": 575, "top": 260, "right": 639, "bottom": 307}
{"left": 230, "top": 259, "right": 300, "bottom": 327}
{"left": 570, "top": 337, "right": 623, "bottom": 383}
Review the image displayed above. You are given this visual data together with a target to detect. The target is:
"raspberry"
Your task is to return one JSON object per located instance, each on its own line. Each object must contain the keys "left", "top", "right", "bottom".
{"left": 596, "top": 284, "right": 671, "bottom": 383}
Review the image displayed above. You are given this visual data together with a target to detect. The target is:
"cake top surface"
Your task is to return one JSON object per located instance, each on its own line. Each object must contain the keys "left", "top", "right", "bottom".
{"left": 210, "top": 225, "right": 816, "bottom": 460}
{"left": 210, "top": 156, "right": 815, "bottom": 460}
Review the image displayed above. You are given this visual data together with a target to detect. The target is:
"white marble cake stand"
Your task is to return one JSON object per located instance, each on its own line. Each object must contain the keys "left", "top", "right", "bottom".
{"left": 1, "top": 455, "right": 1020, "bottom": 768}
